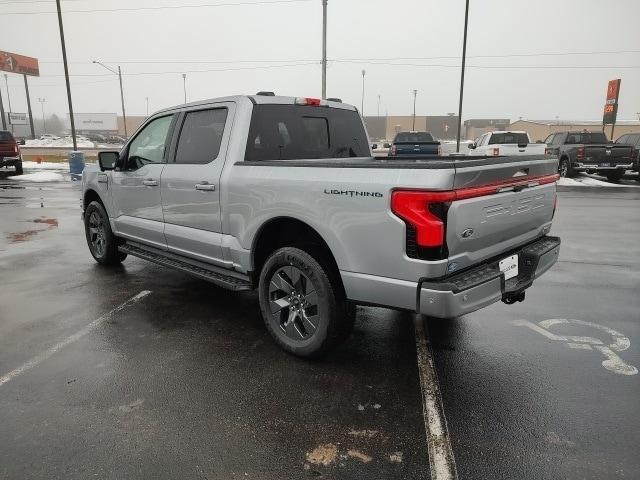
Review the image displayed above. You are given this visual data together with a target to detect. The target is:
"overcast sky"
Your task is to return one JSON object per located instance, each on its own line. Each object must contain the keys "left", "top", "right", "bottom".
{"left": 1, "top": 0, "right": 639, "bottom": 121}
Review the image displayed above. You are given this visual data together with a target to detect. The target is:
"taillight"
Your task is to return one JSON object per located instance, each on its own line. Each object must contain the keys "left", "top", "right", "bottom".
{"left": 545, "top": 147, "right": 551, "bottom": 155}
{"left": 390, "top": 145, "right": 397, "bottom": 156}
{"left": 14, "top": 143, "right": 20, "bottom": 155}
{"left": 576, "top": 146, "right": 585, "bottom": 160}
{"left": 437, "top": 145, "right": 442, "bottom": 156}
{"left": 391, "top": 191, "right": 455, "bottom": 248}
{"left": 492, "top": 147, "right": 500, "bottom": 156}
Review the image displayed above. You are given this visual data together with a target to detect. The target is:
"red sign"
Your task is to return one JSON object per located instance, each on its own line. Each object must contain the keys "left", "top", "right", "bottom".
{"left": 603, "top": 79, "right": 621, "bottom": 125}
{"left": 0, "top": 50, "right": 40, "bottom": 77}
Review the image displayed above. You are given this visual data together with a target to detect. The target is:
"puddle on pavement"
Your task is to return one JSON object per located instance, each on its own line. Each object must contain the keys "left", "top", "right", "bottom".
{"left": 6, "top": 217, "right": 59, "bottom": 243}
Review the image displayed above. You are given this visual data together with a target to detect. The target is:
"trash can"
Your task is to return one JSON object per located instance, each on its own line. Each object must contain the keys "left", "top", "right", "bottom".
{"left": 68, "top": 151, "right": 85, "bottom": 179}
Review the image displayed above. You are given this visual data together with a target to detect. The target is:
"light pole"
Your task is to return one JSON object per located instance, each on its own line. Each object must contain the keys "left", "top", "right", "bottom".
{"left": 412, "top": 89, "right": 417, "bottom": 130}
{"left": 4, "top": 74, "right": 12, "bottom": 132}
{"left": 56, "top": 0, "right": 77, "bottom": 150}
{"left": 182, "top": 74, "right": 187, "bottom": 104}
{"left": 361, "top": 69, "right": 366, "bottom": 116}
{"left": 321, "top": 0, "right": 327, "bottom": 99}
{"left": 377, "top": 94, "right": 381, "bottom": 117}
{"left": 38, "top": 97, "right": 46, "bottom": 134}
{"left": 93, "top": 60, "right": 128, "bottom": 138}
{"left": 455, "top": 0, "right": 470, "bottom": 152}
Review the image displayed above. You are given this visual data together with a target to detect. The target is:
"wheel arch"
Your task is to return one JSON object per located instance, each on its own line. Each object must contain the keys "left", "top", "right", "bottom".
{"left": 251, "top": 216, "right": 345, "bottom": 298}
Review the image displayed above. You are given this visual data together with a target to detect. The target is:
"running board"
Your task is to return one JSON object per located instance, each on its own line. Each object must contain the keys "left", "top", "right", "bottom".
{"left": 119, "top": 242, "right": 253, "bottom": 291}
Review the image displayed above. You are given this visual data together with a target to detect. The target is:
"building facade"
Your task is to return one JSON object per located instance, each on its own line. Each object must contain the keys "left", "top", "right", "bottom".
{"left": 508, "top": 120, "right": 640, "bottom": 142}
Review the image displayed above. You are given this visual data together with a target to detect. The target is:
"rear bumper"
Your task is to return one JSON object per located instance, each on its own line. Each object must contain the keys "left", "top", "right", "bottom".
{"left": 573, "top": 162, "right": 633, "bottom": 171}
{"left": 0, "top": 156, "right": 21, "bottom": 167}
{"left": 418, "top": 236, "right": 560, "bottom": 318}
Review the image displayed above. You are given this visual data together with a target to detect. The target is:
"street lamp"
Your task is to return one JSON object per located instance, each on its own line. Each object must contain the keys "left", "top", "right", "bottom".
{"left": 361, "top": 69, "right": 366, "bottom": 116}
{"left": 92, "top": 60, "right": 128, "bottom": 137}
{"left": 182, "top": 74, "right": 187, "bottom": 104}
{"left": 455, "top": 0, "right": 470, "bottom": 153}
{"left": 412, "top": 89, "right": 418, "bottom": 130}
{"left": 377, "top": 94, "right": 381, "bottom": 118}
{"left": 38, "top": 97, "right": 46, "bottom": 134}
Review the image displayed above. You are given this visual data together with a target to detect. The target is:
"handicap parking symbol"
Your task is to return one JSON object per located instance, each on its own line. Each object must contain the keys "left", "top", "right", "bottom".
{"left": 512, "top": 318, "right": 638, "bottom": 376}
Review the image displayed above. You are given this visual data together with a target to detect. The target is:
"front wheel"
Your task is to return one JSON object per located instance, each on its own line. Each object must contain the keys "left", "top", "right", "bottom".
{"left": 258, "top": 247, "right": 353, "bottom": 358}
{"left": 84, "top": 201, "right": 127, "bottom": 265}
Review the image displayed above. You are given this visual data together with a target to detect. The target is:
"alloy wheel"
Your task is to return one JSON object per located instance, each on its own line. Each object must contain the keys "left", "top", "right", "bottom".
{"left": 88, "top": 211, "right": 106, "bottom": 257}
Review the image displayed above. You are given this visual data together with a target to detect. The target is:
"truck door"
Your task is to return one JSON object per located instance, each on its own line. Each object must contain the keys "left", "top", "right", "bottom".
{"left": 110, "top": 114, "right": 176, "bottom": 249}
{"left": 160, "top": 102, "right": 234, "bottom": 267}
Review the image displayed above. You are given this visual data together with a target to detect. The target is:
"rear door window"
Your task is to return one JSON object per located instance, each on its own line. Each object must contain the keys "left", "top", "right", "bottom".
{"left": 175, "top": 108, "right": 228, "bottom": 164}
{"left": 487, "top": 132, "right": 529, "bottom": 145}
{"left": 245, "top": 105, "right": 368, "bottom": 160}
{"left": 394, "top": 132, "right": 434, "bottom": 143}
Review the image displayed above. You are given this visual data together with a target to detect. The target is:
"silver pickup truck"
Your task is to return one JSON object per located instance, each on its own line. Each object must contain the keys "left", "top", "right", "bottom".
{"left": 82, "top": 94, "right": 561, "bottom": 357}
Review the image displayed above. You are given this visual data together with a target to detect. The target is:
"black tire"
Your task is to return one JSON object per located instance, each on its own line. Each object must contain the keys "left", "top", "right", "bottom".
{"left": 558, "top": 157, "right": 574, "bottom": 178}
{"left": 84, "top": 201, "right": 127, "bottom": 265}
{"left": 605, "top": 170, "right": 624, "bottom": 183}
{"left": 258, "top": 247, "right": 354, "bottom": 358}
{"left": 14, "top": 161, "right": 23, "bottom": 175}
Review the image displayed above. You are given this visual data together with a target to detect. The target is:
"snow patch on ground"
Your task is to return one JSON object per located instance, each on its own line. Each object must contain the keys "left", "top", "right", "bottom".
{"left": 25, "top": 138, "right": 95, "bottom": 148}
{"left": 9, "top": 171, "right": 65, "bottom": 182}
{"left": 22, "top": 161, "right": 69, "bottom": 170}
{"left": 559, "top": 173, "right": 629, "bottom": 187}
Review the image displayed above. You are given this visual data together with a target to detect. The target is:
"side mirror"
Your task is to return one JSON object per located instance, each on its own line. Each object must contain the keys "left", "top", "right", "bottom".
{"left": 98, "top": 151, "right": 119, "bottom": 171}
{"left": 371, "top": 144, "right": 378, "bottom": 150}
{"left": 383, "top": 142, "right": 391, "bottom": 149}
{"left": 469, "top": 142, "right": 476, "bottom": 149}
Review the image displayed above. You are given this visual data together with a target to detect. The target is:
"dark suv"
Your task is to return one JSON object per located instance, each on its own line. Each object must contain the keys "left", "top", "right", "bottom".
{"left": 615, "top": 133, "right": 640, "bottom": 181}
{"left": 0, "top": 130, "right": 23, "bottom": 175}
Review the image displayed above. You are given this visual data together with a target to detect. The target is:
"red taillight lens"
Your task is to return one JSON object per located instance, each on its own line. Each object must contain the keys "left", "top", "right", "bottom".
{"left": 295, "top": 97, "right": 322, "bottom": 106}
{"left": 492, "top": 147, "right": 500, "bottom": 156}
{"left": 390, "top": 145, "right": 397, "bottom": 156}
{"left": 14, "top": 144, "right": 20, "bottom": 155}
{"left": 576, "top": 147, "right": 585, "bottom": 160}
{"left": 391, "top": 190, "right": 454, "bottom": 247}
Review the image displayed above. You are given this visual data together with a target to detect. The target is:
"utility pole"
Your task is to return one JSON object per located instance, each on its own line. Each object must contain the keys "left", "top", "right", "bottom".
{"left": 377, "top": 94, "right": 381, "bottom": 117}
{"left": 361, "top": 69, "right": 366, "bottom": 116}
{"left": 56, "top": 0, "right": 77, "bottom": 151}
{"left": 456, "top": 0, "right": 470, "bottom": 153}
{"left": 4, "top": 74, "right": 13, "bottom": 132}
{"left": 321, "top": 0, "right": 327, "bottom": 99}
{"left": 92, "top": 60, "right": 128, "bottom": 137}
{"left": 0, "top": 83, "right": 6, "bottom": 130}
{"left": 38, "top": 98, "right": 46, "bottom": 134}
{"left": 23, "top": 74, "right": 35, "bottom": 139}
{"left": 182, "top": 74, "right": 187, "bottom": 104}
{"left": 412, "top": 89, "right": 417, "bottom": 130}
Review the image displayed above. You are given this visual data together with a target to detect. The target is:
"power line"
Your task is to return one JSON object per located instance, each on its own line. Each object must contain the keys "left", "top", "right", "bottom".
{"left": 3, "top": 0, "right": 312, "bottom": 14}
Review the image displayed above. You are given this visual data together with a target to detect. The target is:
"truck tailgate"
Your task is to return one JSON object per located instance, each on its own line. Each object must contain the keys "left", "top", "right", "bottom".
{"left": 446, "top": 156, "right": 557, "bottom": 270}
{"left": 584, "top": 145, "right": 633, "bottom": 166}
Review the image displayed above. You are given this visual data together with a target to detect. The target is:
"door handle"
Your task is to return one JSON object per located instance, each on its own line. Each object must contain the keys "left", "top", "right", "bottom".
{"left": 143, "top": 179, "right": 158, "bottom": 186}
{"left": 195, "top": 183, "right": 216, "bottom": 191}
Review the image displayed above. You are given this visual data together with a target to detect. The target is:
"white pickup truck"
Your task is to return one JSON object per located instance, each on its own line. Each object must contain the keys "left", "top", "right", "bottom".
{"left": 469, "top": 131, "right": 546, "bottom": 157}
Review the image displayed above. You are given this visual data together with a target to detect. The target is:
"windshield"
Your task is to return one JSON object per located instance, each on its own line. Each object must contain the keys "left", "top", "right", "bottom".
{"left": 487, "top": 133, "right": 529, "bottom": 145}
{"left": 0, "top": 131, "right": 15, "bottom": 142}
{"left": 565, "top": 132, "right": 608, "bottom": 144}
{"left": 394, "top": 132, "right": 434, "bottom": 143}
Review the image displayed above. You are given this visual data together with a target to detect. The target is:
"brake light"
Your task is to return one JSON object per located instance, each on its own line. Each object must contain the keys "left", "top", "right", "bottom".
{"left": 390, "top": 144, "right": 397, "bottom": 156}
{"left": 391, "top": 173, "right": 559, "bottom": 249}
{"left": 295, "top": 97, "right": 324, "bottom": 106}
{"left": 576, "top": 146, "right": 585, "bottom": 160}
{"left": 492, "top": 147, "right": 500, "bottom": 156}
{"left": 14, "top": 143, "right": 20, "bottom": 155}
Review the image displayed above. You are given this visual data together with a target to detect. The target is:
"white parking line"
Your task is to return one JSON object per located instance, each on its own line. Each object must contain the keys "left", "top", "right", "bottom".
{"left": 0, "top": 290, "right": 151, "bottom": 388}
{"left": 414, "top": 316, "right": 458, "bottom": 480}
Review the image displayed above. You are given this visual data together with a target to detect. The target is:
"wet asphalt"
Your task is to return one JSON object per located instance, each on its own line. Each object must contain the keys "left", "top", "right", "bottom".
{"left": 0, "top": 167, "right": 638, "bottom": 480}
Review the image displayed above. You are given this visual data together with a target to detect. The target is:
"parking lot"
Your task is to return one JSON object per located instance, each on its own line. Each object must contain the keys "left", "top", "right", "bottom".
{"left": 0, "top": 166, "right": 638, "bottom": 480}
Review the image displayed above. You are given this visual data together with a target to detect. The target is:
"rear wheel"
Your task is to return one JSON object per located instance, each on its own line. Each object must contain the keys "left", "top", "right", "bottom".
{"left": 258, "top": 247, "right": 354, "bottom": 358}
{"left": 14, "top": 161, "right": 23, "bottom": 175}
{"left": 84, "top": 201, "right": 127, "bottom": 265}
{"left": 605, "top": 170, "right": 624, "bottom": 183}
{"left": 558, "top": 157, "right": 574, "bottom": 178}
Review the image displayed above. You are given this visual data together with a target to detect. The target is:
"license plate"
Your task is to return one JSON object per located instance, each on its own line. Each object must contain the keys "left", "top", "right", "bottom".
{"left": 600, "top": 163, "right": 610, "bottom": 167}
{"left": 499, "top": 254, "right": 519, "bottom": 280}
